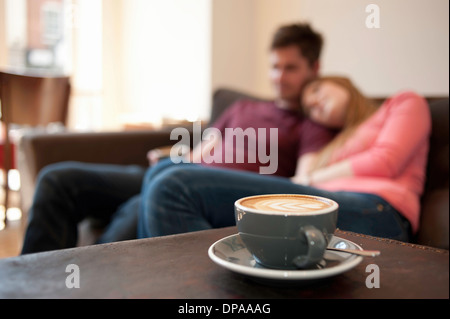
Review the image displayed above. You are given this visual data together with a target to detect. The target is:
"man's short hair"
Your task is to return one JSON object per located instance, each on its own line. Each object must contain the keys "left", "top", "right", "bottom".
{"left": 270, "top": 23, "right": 323, "bottom": 66}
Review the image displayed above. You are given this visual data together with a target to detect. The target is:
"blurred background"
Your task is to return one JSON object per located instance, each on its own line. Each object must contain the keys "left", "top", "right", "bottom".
{"left": 0, "top": 0, "right": 448, "bottom": 132}
{"left": 0, "top": 0, "right": 448, "bottom": 239}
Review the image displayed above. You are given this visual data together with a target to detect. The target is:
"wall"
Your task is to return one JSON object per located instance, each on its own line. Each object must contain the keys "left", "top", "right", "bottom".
{"left": 2, "top": 0, "right": 27, "bottom": 68}
{"left": 67, "top": 0, "right": 103, "bottom": 130}
{"left": 212, "top": 0, "right": 449, "bottom": 99}
{"left": 102, "top": 0, "right": 124, "bottom": 130}
{"left": 299, "top": 0, "right": 449, "bottom": 97}
{"left": 119, "top": 0, "right": 211, "bottom": 125}
{"left": 84, "top": 0, "right": 212, "bottom": 129}
{"left": 211, "top": 0, "right": 259, "bottom": 96}
{"left": 0, "top": 0, "right": 7, "bottom": 67}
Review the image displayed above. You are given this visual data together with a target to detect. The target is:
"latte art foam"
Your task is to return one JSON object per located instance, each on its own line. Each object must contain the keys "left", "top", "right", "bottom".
{"left": 240, "top": 195, "right": 331, "bottom": 213}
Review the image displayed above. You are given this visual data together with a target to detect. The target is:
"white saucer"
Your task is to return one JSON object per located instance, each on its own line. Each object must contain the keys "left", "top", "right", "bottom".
{"left": 208, "top": 233, "right": 363, "bottom": 283}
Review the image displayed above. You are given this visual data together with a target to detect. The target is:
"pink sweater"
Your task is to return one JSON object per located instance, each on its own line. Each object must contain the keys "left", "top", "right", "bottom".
{"left": 316, "top": 91, "right": 431, "bottom": 233}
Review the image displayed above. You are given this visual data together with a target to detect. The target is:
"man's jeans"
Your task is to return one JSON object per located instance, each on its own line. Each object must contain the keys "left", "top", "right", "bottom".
{"left": 138, "top": 164, "right": 412, "bottom": 242}
{"left": 20, "top": 161, "right": 145, "bottom": 254}
{"left": 21, "top": 158, "right": 185, "bottom": 254}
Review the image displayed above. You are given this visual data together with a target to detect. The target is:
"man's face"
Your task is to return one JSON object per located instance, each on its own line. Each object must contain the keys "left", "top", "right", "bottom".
{"left": 269, "top": 45, "right": 318, "bottom": 105}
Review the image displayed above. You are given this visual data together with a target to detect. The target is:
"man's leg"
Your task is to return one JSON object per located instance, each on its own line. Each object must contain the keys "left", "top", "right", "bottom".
{"left": 96, "top": 194, "right": 141, "bottom": 244}
{"left": 96, "top": 158, "right": 192, "bottom": 243}
{"left": 21, "top": 162, "right": 145, "bottom": 254}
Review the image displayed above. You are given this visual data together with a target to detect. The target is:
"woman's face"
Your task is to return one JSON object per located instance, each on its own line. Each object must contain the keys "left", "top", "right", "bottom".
{"left": 301, "top": 80, "right": 350, "bottom": 129}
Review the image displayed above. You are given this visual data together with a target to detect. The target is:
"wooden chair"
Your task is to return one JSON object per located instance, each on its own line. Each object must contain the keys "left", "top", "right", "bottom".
{"left": 0, "top": 70, "right": 71, "bottom": 226}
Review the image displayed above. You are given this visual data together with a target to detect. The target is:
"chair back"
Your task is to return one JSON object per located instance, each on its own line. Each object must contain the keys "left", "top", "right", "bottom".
{"left": 0, "top": 70, "right": 71, "bottom": 222}
{"left": 0, "top": 71, "right": 71, "bottom": 127}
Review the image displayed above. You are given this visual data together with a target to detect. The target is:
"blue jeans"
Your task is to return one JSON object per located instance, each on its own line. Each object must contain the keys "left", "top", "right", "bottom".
{"left": 138, "top": 164, "right": 412, "bottom": 242}
{"left": 21, "top": 159, "right": 179, "bottom": 254}
{"left": 21, "top": 158, "right": 411, "bottom": 254}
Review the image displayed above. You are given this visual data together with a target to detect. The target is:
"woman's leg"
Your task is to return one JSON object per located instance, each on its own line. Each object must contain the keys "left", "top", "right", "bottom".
{"left": 138, "top": 165, "right": 411, "bottom": 241}
{"left": 332, "top": 192, "right": 412, "bottom": 242}
{"left": 21, "top": 162, "right": 146, "bottom": 254}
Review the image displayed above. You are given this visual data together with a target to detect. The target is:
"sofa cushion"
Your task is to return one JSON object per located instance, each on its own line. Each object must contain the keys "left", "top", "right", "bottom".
{"left": 424, "top": 98, "right": 449, "bottom": 191}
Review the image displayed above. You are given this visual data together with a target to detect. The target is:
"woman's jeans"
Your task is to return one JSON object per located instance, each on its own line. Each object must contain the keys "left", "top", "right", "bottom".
{"left": 138, "top": 164, "right": 412, "bottom": 242}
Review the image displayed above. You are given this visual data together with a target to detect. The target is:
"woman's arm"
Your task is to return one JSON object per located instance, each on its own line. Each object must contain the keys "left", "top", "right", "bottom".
{"left": 348, "top": 93, "right": 431, "bottom": 178}
{"left": 291, "top": 93, "right": 430, "bottom": 185}
{"left": 291, "top": 152, "right": 316, "bottom": 184}
{"left": 292, "top": 153, "right": 353, "bottom": 185}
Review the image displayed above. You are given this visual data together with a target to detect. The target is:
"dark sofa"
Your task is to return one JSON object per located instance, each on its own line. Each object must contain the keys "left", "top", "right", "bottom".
{"left": 17, "top": 89, "right": 449, "bottom": 249}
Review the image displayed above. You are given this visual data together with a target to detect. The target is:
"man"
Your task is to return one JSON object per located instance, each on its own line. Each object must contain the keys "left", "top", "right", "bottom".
{"left": 269, "top": 24, "right": 321, "bottom": 110}
{"left": 21, "top": 23, "right": 333, "bottom": 254}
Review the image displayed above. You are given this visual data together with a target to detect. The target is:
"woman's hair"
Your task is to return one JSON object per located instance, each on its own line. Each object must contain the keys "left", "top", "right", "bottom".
{"left": 304, "top": 76, "right": 379, "bottom": 170}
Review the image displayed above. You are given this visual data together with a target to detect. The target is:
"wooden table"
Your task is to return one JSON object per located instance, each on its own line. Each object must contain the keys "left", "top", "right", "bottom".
{"left": 0, "top": 227, "right": 448, "bottom": 299}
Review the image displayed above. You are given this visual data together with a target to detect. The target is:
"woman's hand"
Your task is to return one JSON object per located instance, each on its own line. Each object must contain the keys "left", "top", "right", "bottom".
{"left": 290, "top": 174, "right": 312, "bottom": 186}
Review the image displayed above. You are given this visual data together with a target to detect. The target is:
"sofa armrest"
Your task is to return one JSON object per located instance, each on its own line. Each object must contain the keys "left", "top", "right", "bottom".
{"left": 19, "top": 130, "right": 175, "bottom": 170}
{"left": 417, "top": 188, "right": 449, "bottom": 249}
{"left": 17, "top": 129, "right": 176, "bottom": 213}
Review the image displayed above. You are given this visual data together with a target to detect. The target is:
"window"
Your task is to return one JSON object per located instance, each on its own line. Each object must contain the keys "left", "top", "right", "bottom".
{"left": 41, "top": 2, "right": 63, "bottom": 45}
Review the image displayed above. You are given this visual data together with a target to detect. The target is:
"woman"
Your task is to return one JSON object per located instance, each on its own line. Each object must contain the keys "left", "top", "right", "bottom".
{"left": 137, "top": 76, "right": 431, "bottom": 242}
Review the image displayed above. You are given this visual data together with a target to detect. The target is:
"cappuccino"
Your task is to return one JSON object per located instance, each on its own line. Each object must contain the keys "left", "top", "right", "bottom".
{"left": 235, "top": 194, "right": 339, "bottom": 269}
{"left": 239, "top": 194, "right": 333, "bottom": 214}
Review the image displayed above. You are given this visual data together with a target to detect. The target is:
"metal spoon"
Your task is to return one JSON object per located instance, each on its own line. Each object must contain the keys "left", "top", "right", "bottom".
{"left": 326, "top": 247, "right": 380, "bottom": 257}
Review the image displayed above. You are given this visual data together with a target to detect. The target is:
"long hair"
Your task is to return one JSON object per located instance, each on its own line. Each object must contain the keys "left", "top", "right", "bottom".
{"left": 305, "top": 76, "right": 379, "bottom": 171}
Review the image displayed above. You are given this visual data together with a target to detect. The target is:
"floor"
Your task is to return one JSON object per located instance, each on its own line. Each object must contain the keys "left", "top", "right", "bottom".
{"left": 0, "top": 217, "right": 23, "bottom": 259}
{"left": 0, "top": 198, "right": 99, "bottom": 259}
{"left": 0, "top": 170, "right": 25, "bottom": 259}
{"left": 0, "top": 171, "right": 101, "bottom": 259}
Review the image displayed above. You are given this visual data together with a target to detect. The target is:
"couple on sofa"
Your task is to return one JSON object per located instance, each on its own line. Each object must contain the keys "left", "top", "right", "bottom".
{"left": 21, "top": 23, "right": 430, "bottom": 254}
